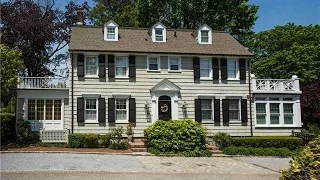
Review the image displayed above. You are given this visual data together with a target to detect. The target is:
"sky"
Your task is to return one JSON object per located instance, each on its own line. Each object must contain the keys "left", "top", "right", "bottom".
{"left": 54, "top": 0, "right": 320, "bottom": 32}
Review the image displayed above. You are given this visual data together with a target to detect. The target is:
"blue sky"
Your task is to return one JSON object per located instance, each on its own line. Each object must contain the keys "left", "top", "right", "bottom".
{"left": 55, "top": 0, "right": 320, "bottom": 32}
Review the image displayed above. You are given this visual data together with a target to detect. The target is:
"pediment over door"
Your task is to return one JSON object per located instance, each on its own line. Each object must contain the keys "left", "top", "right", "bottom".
{"left": 150, "top": 79, "right": 181, "bottom": 92}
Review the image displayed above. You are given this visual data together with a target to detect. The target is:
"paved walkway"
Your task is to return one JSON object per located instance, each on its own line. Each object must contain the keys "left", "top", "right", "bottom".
{"left": 0, "top": 153, "right": 291, "bottom": 180}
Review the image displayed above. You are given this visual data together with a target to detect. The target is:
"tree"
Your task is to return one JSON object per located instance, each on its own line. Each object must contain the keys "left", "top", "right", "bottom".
{"left": 89, "top": 0, "right": 258, "bottom": 44}
{"left": 247, "top": 23, "right": 320, "bottom": 85}
{"left": 1, "top": 0, "right": 90, "bottom": 77}
{"left": 301, "top": 84, "right": 320, "bottom": 127}
{"left": 0, "top": 44, "right": 23, "bottom": 107}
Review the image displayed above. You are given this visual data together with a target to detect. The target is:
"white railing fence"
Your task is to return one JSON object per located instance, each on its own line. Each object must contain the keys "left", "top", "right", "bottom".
{"left": 40, "top": 129, "right": 69, "bottom": 143}
{"left": 18, "top": 77, "right": 68, "bottom": 89}
{"left": 251, "top": 75, "right": 300, "bottom": 92}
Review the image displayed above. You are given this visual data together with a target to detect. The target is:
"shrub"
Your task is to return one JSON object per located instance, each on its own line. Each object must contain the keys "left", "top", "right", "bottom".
{"left": 1, "top": 113, "right": 16, "bottom": 144}
{"left": 98, "top": 134, "right": 111, "bottom": 148}
{"left": 68, "top": 134, "right": 99, "bottom": 148}
{"left": 223, "top": 147, "right": 293, "bottom": 156}
{"left": 16, "top": 120, "right": 39, "bottom": 145}
{"left": 109, "top": 126, "right": 129, "bottom": 150}
{"left": 212, "top": 132, "right": 232, "bottom": 149}
{"left": 231, "top": 136, "right": 303, "bottom": 150}
{"left": 144, "top": 119, "right": 210, "bottom": 157}
{"left": 280, "top": 136, "right": 320, "bottom": 180}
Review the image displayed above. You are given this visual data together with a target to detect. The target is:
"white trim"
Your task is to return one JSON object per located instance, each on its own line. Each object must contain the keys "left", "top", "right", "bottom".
{"left": 84, "top": 98, "right": 99, "bottom": 123}
{"left": 151, "top": 93, "right": 179, "bottom": 122}
{"left": 104, "top": 20, "right": 119, "bottom": 41}
{"left": 227, "top": 59, "right": 239, "bottom": 80}
{"left": 112, "top": 94, "right": 131, "bottom": 98}
{"left": 147, "top": 56, "right": 161, "bottom": 71}
{"left": 152, "top": 23, "right": 166, "bottom": 43}
{"left": 115, "top": 56, "right": 129, "bottom": 78}
{"left": 84, "top": 56, "right": 99, "bottom": 77}
{"left": 226, "top": 97, "right": 241, "bottom": 123}
{"left": 198, "top": 96, "right": 215, "bottom": 123}
{"left": 115, "top": 98, "right": 129, "bottom": 123}
{"left": 168, "top": 56, "right": 181, "bottom": 72}
{"left": 200, "top": 58, "right": 212, "bottom": 80}
{"left": 197, "top": 24, "right": 212, "bottom": 44}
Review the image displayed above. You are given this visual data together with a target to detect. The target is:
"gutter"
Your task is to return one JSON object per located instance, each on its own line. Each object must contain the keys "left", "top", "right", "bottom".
{"left": 71, "top": 53, "right": 74, "bottom": 134}
{"left": 248, "top": 60, "right": 253, "bottom": 137}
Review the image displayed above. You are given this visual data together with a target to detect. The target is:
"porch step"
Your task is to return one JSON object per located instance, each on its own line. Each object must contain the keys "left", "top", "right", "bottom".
{"left": 129, "top": 141, "right": 146, "bottom": 148}
{"left": 133, "top": 138, "right": 147, "bottom": 142}
{"left": 207, "top": 145, "right": 220, "bottom": 151}
{"left": 207, "top": 145, "right": 223, "bottom": 154}
{"left": 131, "top": 148, "right": 148, "bottom": 152}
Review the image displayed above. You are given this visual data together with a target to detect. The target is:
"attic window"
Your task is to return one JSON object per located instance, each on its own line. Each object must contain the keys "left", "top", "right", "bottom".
{"left": 201, "top": 30, "right": 209, "bottom": 43}
{"left": 107, "top": 27, "right": 116, "bottom": 40}
{"left": 155, "top": 28, "right": 163, "bottom": 41}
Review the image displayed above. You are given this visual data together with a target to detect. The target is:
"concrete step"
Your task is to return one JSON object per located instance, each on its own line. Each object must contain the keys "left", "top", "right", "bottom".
{"left": 207, "top": 145, "right": 220, "bottom": 151}
{"left": 133, "top": 138, "right": 147, "bottom": 142}
{"left": 129, "top": 142, "right": 146, "bottom": 148}
{"left": 131, "top": 148, "right": 147, "bottom": 152}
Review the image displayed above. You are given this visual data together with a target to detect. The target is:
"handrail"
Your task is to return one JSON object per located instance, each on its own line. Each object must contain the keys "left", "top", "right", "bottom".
{"left": 18, "top": 77, "right": 68, "bottom": 89}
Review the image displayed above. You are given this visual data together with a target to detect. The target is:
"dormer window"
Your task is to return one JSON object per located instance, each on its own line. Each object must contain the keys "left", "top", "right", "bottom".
{"left": 104, "top": 20, "right": 119, "bottom": 41}
{"left": 107, "top": 27, "right": 116, "bottom": 40}
{"left": 197, "top": 24, "right": 212, "bottom": 44}
{"left": 152, "top": 22, "right": 166, "bottom": 42}
{"left": 155, "top": 28, "right": 164, "bottom": 41}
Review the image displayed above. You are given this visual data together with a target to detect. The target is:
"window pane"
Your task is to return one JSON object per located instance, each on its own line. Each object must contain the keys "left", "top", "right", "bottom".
{"left": 36, "top": 100, "right": 44, "bottom": 120}
{"left": 116, "top": 99, "right": 127, "bottom": 121}
{"left": 116, "top": 99, "right": 127, "bottom": 109}
{"left": 256, "top": 103, "right": 266, "bottom": 113}
{"left": 116, "top": 67, "right": 127, "bottom": 76}
{"left": 283, "top": 104, "right": 293, "bottom": 113}
{"left": 170, "top": 65, "right": 179, "bottom": 70}
{"left": 155, "top": 29, "right": 163, "bottom": 35}
{"left": 200, "top": 60, "right": 209, "bottom": 68}
{"left": 116, "top": 110, "right": 127, "bottom": 120}
{"left": 270, "top": 115, "right": 279, "bottom": 124}
{"left": 86, "top": 57, "right": 97, "bottom": 65}
{"left": 270, "top": 103, "right": 279, "bottom": 113}
{"left": 201, "top": 100, "right": 212, "bottom": 110}
{"left": 86, "top": 66, "right": 97, "bottom": 75}
{"left": 228, "top": 70, "right": 236, "bottom": 78}
{"left": 202, "top": 110, "right": 212, "bottom": 120}
{"left": 155, "top": 35, "right": 163, "bottom": 41}
{"left": 46, "top": 100, "right": 53, "bottom": 120}
{"left": 229, "top": 110, "right": 239, "bottom": 120}
{"left": 269, "top": 97, "right": 280, "bottom": 101}
{"left": 54, "top": 100, "right": 61, "bottom": 120}
{"left": 107, "top": 27, "right": 115, "bottom": 33}
{"left": 201, "top": 31, "right": 209, "bottom": 36}
{"left": 107, "top": 34, "right": 115, "bottom": 39}
{"left": 86, "top": 110, "right": 97, "bottom": 121}
{"left": 86, "top": 57, "right": 97, "bottom": 75}
{"left": 170, "top": 58, "right": 179, "bottom": 65}
{"left": 256, "top": 115, "right": 266, "bottom": 124}
{"left": 229, "top": 99, "right": 239, "bottom": 110}
{"left": 86, "top": 99, "right": 96, "bottom": 109}
{"left": 201, "top": 37, "right": 208, "bottom": 42}
{"left": 116, "top": 58, "right": 127, "bottom": 66}
{"left": 148, "top": 58, "right": 159, "bottom": 70}
{"left": 28, "top": 99, "right": 36, "bottom": 120}
{"left": 228, "top": 61, "right": 236, "bottom": 70}
{"left": 284, "top": 115, "right": 293, "bottom": 124}
{"left": 200, "top": 69, "right": 210, "bottom": 77}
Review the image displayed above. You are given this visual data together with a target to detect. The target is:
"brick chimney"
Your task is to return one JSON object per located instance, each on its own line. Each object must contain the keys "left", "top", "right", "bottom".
{"left": 76, "top": 8, "right": 84, "bottom": 25}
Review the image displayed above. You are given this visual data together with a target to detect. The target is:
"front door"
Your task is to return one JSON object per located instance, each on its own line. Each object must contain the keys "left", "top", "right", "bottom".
{"left": 158, "top": 95, "right": 172, "bottom": 120}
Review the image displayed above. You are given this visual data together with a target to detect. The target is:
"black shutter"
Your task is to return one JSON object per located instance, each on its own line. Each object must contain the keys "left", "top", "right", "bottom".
{"left": 98, "top": 98, "right": 106, "bottom": 122}
{"left": 129, "top": 55, "right": 136, "bottom": 78}
{"left": 77, "top": 54, "right": 84, "bottom": 77}
{"left": 129, "top": 98, "right": 136, "bottom": 123}
{"left": 193, "top": 57, "right": 200, "bottom": 79}
{"left": 98, "top": 54, "right": 106, "bottom": 77}
{"left": 220, "top": 58, "right": 227, "bottom": 80}
{"left": 108, "top": 55, "right": 115, "bottom": 77}
{"left": 239, "top": 59, "right": 246, "bottom": 80}
{"left": 222, "top": 99, "right": 229, "bottom": 123}
{"left": 214, "top": 99, "right": 220, "bottom": 123}
{"left": 212, "top": 58, "right": 219, "bottom": 80}
{"left": 195, "top": 99, "right": 201, "bottom": 123}
{"left": 108, "top": 98, "right": 115, "bottom": 122}
{"left": 77, "top": 97, "right": 84, "bottom": 122}
{"left": 241, "top": 99, "right": 248, "bottom": 123}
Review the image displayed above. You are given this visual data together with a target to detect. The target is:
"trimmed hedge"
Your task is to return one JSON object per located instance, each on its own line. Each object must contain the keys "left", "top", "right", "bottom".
{"left": 68, "top": 134, "right": 111, "bottom": 148}
{"left": 1, "top": 113, "right": 16, "bottom": 144}
{"left": 231, "top": 136, "right": 303, "bottom": 150}
{"left": 223, "top": 147, "right": 294, "bottom": 156}
{"left": 144, "top": 119, "right": 211, "bottom": 157}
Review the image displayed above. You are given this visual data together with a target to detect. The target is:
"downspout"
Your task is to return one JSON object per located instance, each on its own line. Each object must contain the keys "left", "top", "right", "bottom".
{"left": 71, "top": 53, "right": 74, "bottom": 134}
{"left": 248, "top": 59, "right": 253, "bottom": 137}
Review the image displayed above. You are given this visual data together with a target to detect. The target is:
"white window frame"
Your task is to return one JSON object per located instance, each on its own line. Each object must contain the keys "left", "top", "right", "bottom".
{"left": 115, "top": 98, "right": 129, "bottom": 123}
{"left": 255, "top": 96, "right": 298, "bottom": 127}
{"left": 115, "top": 56, "right": 129, "bottom": 78}
{"left": 200, "top": 30, "right": 209, "bottom": 43}
{"left": 84, "top": 98, "right": 98, "bottom": 123}
{"left": 255, "top": 102, "right": 267, "bottom": 125}
{"left": 85, "top": 56, "right": 99, "bottom": 77}
{"left": 198, "top": 96, "right": 215, "bottom": 123}
{"left": 227, "top": 59, "right": 239, "bottom": 80}
{"left": 168, "top": 56, "right": 181, "bottom": 72}
{"left": 104, "top": 20, "right": 119, "bottom": 41}
{"left": 200, "top": 58, "right": 212, "bottom": 80}
{"left": 155, "top": 28, "right": 164, "bottom": 42}
{"left": 227, "top": 97, "right": 241, "bottom": 123}
{"left": 147, "top": 56, "right": 161, "bottom": 71}
{"left": 106, "top": 27, "right": 116, "bottom": 40}
{"left": 197, "top": 25, "right": 212, "bottom": 44}
{"left": 27, "top": 99, "right": 62, "bottom": 121}
{"left": 283, "top": 103, "right": 294, "bottom": 125}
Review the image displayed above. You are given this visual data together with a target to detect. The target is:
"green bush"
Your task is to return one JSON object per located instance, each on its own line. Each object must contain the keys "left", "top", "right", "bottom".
{"left": 212, "top": 132, "right": 232, "bottom": 149}
{"left": 1, "top": 113, "right": 16, "bottom": 144}
{"left": 109, "top": 126, "right": 129, "bottom": 150}
{"left": 280, "top": 136, "right": 320, "bottom": 180}
{"left": 231, "top": 136, "right": 303, "bottom": 150}
{"left": 68, "top": 134, "right": 99, "bottom": 148}
{"left": 98, "top": 134, "right": 111, "bottom": 148}
{"left": 144, "top": 119, "right": 210, "bottom": 157}
{"left": 223, "top": 147, "right": 293, "bottom": 156}
{"left": 16, "top": 120, "right": 39, "bottom": 145}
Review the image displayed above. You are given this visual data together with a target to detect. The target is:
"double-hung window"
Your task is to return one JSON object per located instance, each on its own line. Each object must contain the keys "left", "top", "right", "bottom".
{"left": 229, "top": 99, "right": 240, "bottom": 121}
{"left": 115, "top": 56, "right": 128, "bottom": 77}
{"left": 200, "top": 30, "right": 209, "bottom": 43}
{"left": 283, "top": 103, "right": 294, "bottom": 124}
{"left": 227, "top": 60, "right": 238, "bottom": 79}
{"left": 155, "top": 28, "right": 163, "bottom": 42}
{"left": 148, "top": 57, "right": 160, "bottom": 71}
{"left": 200, "top": 59, "right": 212, "bottom": 78}
{"left": 85, "top": 99, "right": 98, "bottom": 122}
{"left": 85, "top": 56, "right": 98, "bottom": 76}
{"left": 256, "top": 103, "right": 267, "bottom": 125}
{"left": 168, "top": 57, "right": 181, "bottom": 71}
{"left": 107, "top": 27, "right": 116, "bottom": 40}
{"left": 201, "top": 99, "right": 212, "bottom": 121}
{"left": 116, "top": 99, "right": 128, "bottom": 122}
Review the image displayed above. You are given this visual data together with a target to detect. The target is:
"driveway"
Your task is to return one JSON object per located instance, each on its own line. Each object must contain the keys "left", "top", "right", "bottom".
{"left": 1, "top": 153, "right": 291, "bottom": 180}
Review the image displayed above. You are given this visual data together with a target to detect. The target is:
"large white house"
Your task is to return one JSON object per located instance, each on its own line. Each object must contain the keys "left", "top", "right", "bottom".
{"left": 15, "top": 16, "right": 302, "bottom": 141}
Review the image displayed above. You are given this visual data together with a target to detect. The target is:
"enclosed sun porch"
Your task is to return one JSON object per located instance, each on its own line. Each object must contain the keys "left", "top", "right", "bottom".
{"left": 16, "top": 77, "right": 69, "bottom": 142}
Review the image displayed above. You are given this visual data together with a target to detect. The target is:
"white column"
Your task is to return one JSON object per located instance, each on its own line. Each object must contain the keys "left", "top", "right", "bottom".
{"left": 292, "top": 75, "right": 300, "bottom": 91}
